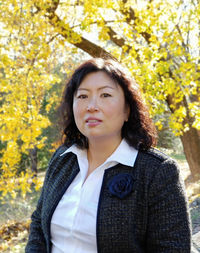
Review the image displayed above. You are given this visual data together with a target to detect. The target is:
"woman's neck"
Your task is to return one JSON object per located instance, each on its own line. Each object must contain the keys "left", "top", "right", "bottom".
{"left": 87, "top": 137, "right": 122, "bottom": 169}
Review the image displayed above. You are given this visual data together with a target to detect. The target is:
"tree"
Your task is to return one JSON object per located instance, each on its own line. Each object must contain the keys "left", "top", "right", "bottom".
{"left": 0, "top": 0, "right": 81, "bottom": 198}
{"left": 0, "top": 0, "right": 199, "bottom": 200}
{"left": 34, "top": 0, "right": 199, "bottom": 178}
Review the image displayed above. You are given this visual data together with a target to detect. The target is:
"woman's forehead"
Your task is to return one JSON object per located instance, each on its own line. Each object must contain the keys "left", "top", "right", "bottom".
{"left": 78, "top": 71, "right": 119, "bottom": 88}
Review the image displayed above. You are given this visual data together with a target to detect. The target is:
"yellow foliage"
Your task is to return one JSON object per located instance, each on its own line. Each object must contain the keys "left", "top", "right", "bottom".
{"left": 155, "top": 121, "right": 163, "bottom": 131}
{"left": 0, "top": 0, "right": 71, "bottom": 200}
{"left": 189, "top": 102, "right": 200, "bottom": 130}
{"left": 169, "top": 106, "right": 188, "bottom": 136}
{"left": 0, "top": 0, "right": 200, "bottom": 198}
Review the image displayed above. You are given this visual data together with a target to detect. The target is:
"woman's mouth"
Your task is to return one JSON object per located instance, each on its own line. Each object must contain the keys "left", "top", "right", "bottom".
{"left": 86, "top": 118, "right": 102, "bottom": 126}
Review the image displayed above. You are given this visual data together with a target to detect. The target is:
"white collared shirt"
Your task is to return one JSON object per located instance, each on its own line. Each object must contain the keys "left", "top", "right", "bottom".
{"left": 50, "top": 139, "right": 138, "bottom": 253}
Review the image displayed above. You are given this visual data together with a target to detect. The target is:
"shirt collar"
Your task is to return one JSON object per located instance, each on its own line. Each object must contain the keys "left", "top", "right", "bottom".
{"left": 104, "top": 139, "right": 138, "bottom": 167}
{"left": 60, "top": 139, "right": 138, "bottom": 168}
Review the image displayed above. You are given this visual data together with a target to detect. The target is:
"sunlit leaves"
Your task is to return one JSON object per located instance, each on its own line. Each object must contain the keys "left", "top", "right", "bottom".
{"left": 0, "top": 0, "right": 63, "bottom": 199}
{"left": 1, "top": 0, "right": 200, "bottom": 198}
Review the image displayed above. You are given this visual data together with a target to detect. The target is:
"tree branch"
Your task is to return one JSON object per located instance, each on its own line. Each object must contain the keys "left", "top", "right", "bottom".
{"left": 70, "top": 19, "right": 128, "bottom": 49}
{"left": 175, "top": 24, "right": 189, "bottom": 51}
{"left": 34, "top": 1, "right": 110, "bottom": 58}
{"left": 47, "top": 12, "right": 110, "bottom": 57}
{"left": 120, "top": 0, "right": 151, "bottom": 44}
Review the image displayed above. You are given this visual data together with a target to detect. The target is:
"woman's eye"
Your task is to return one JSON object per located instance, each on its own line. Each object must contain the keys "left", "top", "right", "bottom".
{"left": 101, "top": 93, "right": 111, "bottom": 97}
{"left": 77, "top": 94, "right": 87, "bottom": 99}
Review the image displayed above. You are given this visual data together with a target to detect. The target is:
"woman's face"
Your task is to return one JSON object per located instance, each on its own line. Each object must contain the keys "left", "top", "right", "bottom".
{"left": 73, "top": 71, "right": 129, "bottom": 144}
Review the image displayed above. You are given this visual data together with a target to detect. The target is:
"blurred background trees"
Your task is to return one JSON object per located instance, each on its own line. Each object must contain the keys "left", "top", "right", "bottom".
{"left": 0, "top": 0, "right": 200, "bottom": 199}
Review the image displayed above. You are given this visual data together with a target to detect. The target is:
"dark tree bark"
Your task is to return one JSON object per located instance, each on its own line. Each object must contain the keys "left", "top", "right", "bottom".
{"left": 166, "top": 95, "right": 200, "bottom": 180}
{"left": 180, "top": 128, "right": 200, "bottom": 180}
{"left": 29, "top": 147, "right": 37, "bottom": 176}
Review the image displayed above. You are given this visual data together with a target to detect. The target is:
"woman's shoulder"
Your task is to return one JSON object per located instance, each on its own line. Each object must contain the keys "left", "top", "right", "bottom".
{"left": 53, "top": 144, "right": 70, "bottom": 156}
{"left": 133, "top": 148, "right": 184, "bottom": 194}
{"left": 138, "top": 147, "right": 175, "bottom": 164}
{"left": 51, "top": 143, "right": 75, "bottom": 158}
{"left": 43, "top": 144, "right": 77, "bottom": 180}
{"left": 47, "top": 144, "right": 76, "bottom": 169}
{"left": 135, "top": 147, "right": 180, "bottom": 177}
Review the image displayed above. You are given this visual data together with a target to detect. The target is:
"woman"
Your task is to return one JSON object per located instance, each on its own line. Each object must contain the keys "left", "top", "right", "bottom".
{"left": 26, "top": 58, "right": 191, "bottom": 253}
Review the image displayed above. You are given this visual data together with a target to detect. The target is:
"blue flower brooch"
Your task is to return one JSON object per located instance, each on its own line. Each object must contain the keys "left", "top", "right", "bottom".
{"left": 108, "top": 173, "right": 134, "bottom": 199}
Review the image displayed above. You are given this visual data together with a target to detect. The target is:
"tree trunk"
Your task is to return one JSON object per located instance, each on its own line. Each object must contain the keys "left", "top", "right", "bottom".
{"left": 29, "top": 147, "right": 37, "bottom": 176}
{"left": 165, "top": 94, "right": 200, "bottom": 180}
{"left": 180, "top": 128, "right": 200, "bottom": 180}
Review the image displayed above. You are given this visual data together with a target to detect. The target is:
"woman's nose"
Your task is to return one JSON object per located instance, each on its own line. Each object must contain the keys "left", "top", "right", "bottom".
{"left": 87, "top": 97, "right": 99, "bottom": 112}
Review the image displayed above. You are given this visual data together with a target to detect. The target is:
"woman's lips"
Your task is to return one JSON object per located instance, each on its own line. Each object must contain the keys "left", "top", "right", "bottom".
{"left": 86, "top": 118, "right": 102, "bottom": 126}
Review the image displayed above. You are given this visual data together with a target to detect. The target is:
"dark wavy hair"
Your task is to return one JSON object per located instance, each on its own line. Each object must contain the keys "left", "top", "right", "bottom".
{"left": 59, "top": 58, "right": 157, "bottom": 150}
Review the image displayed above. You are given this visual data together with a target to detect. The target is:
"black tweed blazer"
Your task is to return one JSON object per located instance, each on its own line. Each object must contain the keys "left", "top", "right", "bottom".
{"left": 26, "top": 145, "right": 191, "bottom": 253}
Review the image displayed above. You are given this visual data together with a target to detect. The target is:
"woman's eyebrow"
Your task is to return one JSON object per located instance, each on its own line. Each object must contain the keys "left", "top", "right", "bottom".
{"left": 77, "top": 88, "right": 89, "bottom": 91}
{"left": 98, "top": 85, "right": 115, "bottom": 90}
{"left": 77, "top": 85, "right": 115, "bottom": 91}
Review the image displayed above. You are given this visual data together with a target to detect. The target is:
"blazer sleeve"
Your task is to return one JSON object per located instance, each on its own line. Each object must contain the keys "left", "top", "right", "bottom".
{"left": 146, "top": 158, "right": 192, "bottom": 252}
{"left": 25, "top": 147, "right": 63, "bottom": 253}
{"left": 25, "top": 186, "right": 47, "bottom": 252}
